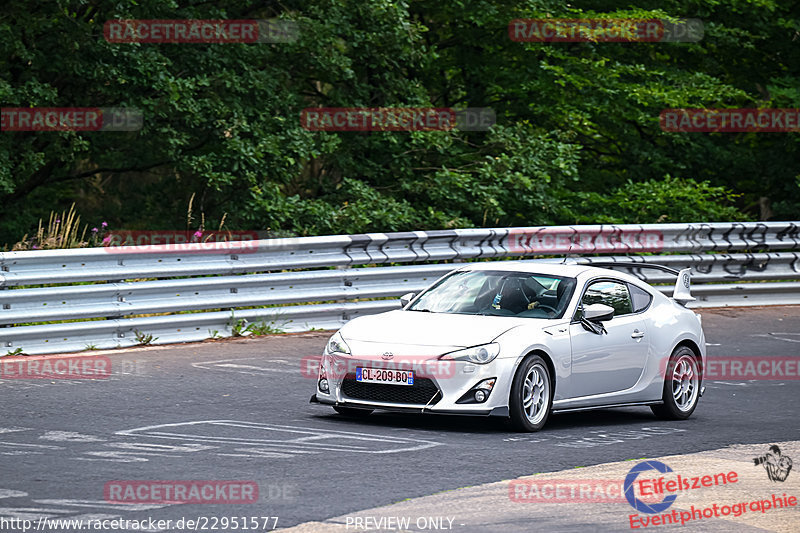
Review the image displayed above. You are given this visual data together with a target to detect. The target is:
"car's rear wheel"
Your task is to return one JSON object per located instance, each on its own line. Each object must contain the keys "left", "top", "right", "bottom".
{"left": 651, "top": 346, "right": 700, "bottom": 420}
{"left": 509, "top": 355, "right": 552, "bottom": 432}
{"left": 333, "top": 406, "right": 374, "bottom": 417}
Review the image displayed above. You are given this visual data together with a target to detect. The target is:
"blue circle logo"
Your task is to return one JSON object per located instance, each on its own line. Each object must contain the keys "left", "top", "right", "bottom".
{"left": 624, "top": 460, "right": 677, "bottom": 514}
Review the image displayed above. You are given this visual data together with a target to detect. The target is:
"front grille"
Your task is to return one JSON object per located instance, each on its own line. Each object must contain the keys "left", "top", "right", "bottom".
{"left": 341, "top": 373, "right": 440, "bottom": 405}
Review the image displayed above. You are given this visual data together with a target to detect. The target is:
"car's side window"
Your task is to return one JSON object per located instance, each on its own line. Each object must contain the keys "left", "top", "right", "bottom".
{"left": 629, "top": 284, "right": 653, "bottom": 313}
{"left": 581, "top": 280, "right": 633, "bottom": 316}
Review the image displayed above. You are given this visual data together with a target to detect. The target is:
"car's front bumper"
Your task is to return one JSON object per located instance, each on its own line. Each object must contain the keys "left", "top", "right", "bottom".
{"left": 310, "top": 393, "right": 510, "bottom": 417}
{"left": 312, "top": 352, "right": 517, "bottom": 416}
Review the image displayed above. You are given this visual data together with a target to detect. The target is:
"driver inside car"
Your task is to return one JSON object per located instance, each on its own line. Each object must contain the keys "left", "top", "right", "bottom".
{"left": 496, "top": 278, "right": 532, "bottom": 314}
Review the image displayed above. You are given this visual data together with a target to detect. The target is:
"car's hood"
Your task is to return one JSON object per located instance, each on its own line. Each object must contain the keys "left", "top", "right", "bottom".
{"left": 340, "top": 309, "right": 540, "bottom": 349}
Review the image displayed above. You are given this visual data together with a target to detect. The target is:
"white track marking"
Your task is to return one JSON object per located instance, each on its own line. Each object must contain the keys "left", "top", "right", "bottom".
{"left": 103, "top": 442, "right": 216, "bottom": 453}
{"left": 192, "top": 357, "right": 296, "bottom": 375}
{"left": 33, "top": 499, "right": 171, "bottom": 511}
{"left": 751, "top": 332, "right": 800, "bottom": 343}
{"left": 0, "top": 427, "right": 32, "bottom": 434}
{"left": 39, "top": 431, "right": 105, "bottom": 442}
{"left": 218, "top": 446, "right": 323, "bottom": 458}
{"left": 116, "top": 420, "right": 442, "bottom": 454}
{"left": 502, "top": 426, "right": 686, "bottom": 447}
{"left": 0, "top": 507, "right": 73, "bottom": 520}
{"left": 0, "top": 451, "right": 45, "bottom": 456}
{"left": 139, "top": 431, "right": 369, "bottom": 451}
{"left": 217, "top": 451, "right": 295, "bottom": 458}
{"left": 74, "top": 450, "right": 176, "bottom": 462}
{"left": 0, "top": 441, "right": 63, "bottom": 449}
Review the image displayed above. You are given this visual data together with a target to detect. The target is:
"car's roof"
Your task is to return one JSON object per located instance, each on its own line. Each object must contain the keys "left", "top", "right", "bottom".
{"left": 455, "top": 260, "right": 592, "bottom": 277}
{"left": 455, "top": 260, "right": 650, "bottom": 286}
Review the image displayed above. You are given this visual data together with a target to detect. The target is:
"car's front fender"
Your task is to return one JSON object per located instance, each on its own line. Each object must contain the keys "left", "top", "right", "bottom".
{"left": 493, "top": 321, "right": 572, "bottom": 401}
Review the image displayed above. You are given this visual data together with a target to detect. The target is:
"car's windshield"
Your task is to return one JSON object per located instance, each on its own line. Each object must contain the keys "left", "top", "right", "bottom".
{"left": 407, "top": 270, "right": 576, "bottom": 319}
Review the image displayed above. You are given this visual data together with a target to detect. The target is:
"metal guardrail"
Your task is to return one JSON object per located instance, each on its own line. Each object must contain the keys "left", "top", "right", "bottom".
{"left": 1, "top": 222, "right": 797, "bottom": 286}
{"left": 1, "top": 222, "right": 798, "bottom": 355}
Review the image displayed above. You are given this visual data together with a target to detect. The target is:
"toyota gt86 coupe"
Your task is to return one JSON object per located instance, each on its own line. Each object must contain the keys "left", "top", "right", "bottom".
{"left": 310, "top": 262, "right": 705, "bottom": 431}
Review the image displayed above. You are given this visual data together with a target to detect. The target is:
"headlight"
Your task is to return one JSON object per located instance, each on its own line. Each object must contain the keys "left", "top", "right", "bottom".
{"left": 326, "top": 331, "right": 351, "bottom": 356}
{"left": 445, "top": 343, "right": 500, "bottom": 364}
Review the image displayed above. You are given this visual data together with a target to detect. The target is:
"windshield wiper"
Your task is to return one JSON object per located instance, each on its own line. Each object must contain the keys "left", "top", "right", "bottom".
{"left": 409, "top": 308, "right": 433, "bottom": 312}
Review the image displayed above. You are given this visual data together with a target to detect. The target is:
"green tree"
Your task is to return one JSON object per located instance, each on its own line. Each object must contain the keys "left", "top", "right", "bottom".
{"left": 3, "top": 0, "right": 793, "bottom": 247}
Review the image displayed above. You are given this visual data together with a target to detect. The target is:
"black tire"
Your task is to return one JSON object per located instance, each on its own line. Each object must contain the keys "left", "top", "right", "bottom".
{"left": 509, "top": 355, "right": 553, "bottom": 432}
{"left": 651, "top": 345, "right": 701, "bottom": 420}
{"left": 333, "top": 406, "right": 374, "bottom": 417}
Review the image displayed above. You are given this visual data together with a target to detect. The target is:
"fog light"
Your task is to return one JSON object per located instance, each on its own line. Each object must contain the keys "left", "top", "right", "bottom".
{"left": 456, "top": 377, "right": 499, "bottom": 405}
{"left": 318, "top": 379, "right": 329, "bottom": 393}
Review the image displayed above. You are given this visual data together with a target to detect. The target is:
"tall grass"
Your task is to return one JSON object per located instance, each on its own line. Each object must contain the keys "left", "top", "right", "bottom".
{"left": 12, "top": 204, "right": 95, "bottom": 250}
{"left": 9, "top": 194, "right": 228, "bottom": 251}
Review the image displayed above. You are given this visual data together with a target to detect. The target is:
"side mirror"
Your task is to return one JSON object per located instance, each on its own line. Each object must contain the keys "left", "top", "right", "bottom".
{"left": 582, "top": 303, "right": 615, "bottom": 322}
{"left": 400, "top": 292, "right": 416, "bottom": 308}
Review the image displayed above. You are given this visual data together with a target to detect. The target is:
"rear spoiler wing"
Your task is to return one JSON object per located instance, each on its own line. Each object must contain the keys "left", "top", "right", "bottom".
{"left": 672, "top": 268, "right": 695, "bottom": 306}
{"left": 576, "top": 262, "right": 695, "bottom": 306}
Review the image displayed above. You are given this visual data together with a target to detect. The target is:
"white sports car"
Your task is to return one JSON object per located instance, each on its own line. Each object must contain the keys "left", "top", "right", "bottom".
{"left": 311, "top": 261, "right": 705, "bottom": 431}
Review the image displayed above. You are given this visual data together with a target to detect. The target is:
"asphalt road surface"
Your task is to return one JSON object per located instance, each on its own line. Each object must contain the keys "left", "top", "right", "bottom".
{"left": 1, "top": 305, "right": 798, "bottom": 532}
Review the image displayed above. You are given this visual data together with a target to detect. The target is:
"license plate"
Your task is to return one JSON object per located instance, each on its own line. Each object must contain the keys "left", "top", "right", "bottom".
{"left": 356, "top": 367, "right": 414, "bottom": 386}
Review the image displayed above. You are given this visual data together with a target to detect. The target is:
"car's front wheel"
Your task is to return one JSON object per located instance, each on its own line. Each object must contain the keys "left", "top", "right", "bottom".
{"left": 651, "top": 345, "right": 700, "bottom": 420}
{"left": 509, "top": 355, "right": 552, "bottom": 432}
{"left": 333, "top": 406, "right": 374, "bottom": 417}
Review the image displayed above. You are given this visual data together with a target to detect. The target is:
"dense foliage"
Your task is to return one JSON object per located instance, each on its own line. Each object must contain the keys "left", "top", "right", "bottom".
{"left": 2, "top": 0, "right": 797, "bottom": 245}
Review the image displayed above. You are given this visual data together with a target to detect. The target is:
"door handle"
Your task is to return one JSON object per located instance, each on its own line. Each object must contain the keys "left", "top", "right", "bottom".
{"left": 631, "top": 330, "right": 645, "bottom": 339}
